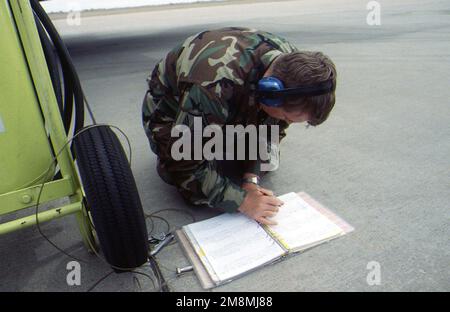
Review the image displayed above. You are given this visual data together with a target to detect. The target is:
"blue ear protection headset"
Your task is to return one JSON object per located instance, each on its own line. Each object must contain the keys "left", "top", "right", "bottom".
{"left": 256, "top": 76, "right": 334, "bottom": 107}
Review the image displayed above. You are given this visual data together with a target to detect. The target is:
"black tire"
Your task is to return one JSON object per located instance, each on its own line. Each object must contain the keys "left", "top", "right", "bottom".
{"left": 74, "top": 126, "right": 149, "bottom": 270}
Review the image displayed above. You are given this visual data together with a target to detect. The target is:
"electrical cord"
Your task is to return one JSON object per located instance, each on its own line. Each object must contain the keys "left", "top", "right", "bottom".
{"left": 31, "top": 125, "right": 191, "bottom": 291}
{"left": 33, "top": 124, "right": 133, "bottom": 264}
{"left": 31, "top": 0, "right": 85, "bottom": 132}
{"left": 146, "top": 208, "right": 196, "bottom": 234}
{"left": 86, "top": 270, "right": 114, "bottom": 292}
{"left": 147, "top": 215, "right": 171, "bottom": 234}
{"left": 34, "top": 13, "right": 63, "bottom": 113}
{"left": 32, "top": 124, "right": 181, "bottom": 291}
{"left": 32, "top": 0, "right": 97, "bottom": 180}
{"left": 87, "top": 270, "right": 157, "bottom": 292}
{"left": 133, "top": 275, "right": 143, "bottom": 292}
{"left": 29, "top": 0, "right": 195, "bottom": 292}
{"left": 132, "top": 271, "right": 156, "bottom": 291}
{"left": 31, "top": 0, "right": 92, "bottom": 128}
{"left": 148, "top": 255, "right": 170, "bottom": 292}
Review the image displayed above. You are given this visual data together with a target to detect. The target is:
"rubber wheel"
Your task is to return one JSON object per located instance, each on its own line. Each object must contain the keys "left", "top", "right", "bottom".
{"left": 74, "top": 126, "right": 149, "bottom": 271}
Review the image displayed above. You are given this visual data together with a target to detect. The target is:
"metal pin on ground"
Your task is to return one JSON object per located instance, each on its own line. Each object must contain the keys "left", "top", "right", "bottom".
{"left": 176, "top": 266, "right": 193, "bottom": 276}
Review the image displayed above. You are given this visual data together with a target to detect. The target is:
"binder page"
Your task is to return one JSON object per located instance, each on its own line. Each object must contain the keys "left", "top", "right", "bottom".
{"left": 267, "top": 192, "right": 344, "bottom": 251}
{"left": 185, "top": 213, "right": 285, "bottom": 283}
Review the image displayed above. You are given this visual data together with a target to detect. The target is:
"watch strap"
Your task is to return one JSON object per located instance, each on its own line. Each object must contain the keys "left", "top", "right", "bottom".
{"left": 242, "top": 176, "right": 260, "bottom": 185}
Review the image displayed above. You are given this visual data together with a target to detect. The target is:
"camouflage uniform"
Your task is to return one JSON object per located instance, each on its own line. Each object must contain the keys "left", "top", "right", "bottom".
{"left": 142, "top": 27, "right": 297, "bottom": 212}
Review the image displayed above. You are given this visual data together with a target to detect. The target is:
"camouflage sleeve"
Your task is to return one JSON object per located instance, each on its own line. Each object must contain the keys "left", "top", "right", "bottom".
{"left": 168, "top": 84, "right": 247, "bottom": 212}
{"left": 244, "top": 120, "right": 289, "bottom": 176}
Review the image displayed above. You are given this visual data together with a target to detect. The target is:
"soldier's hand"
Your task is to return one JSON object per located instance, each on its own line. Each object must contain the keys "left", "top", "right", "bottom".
{"left": 238, "top": 188, "right": 283, "bottom": 225}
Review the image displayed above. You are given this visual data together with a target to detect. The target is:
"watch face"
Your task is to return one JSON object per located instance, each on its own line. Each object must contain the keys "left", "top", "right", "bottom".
{"left": 244, "top": 177, "right": 259, "bottom": 185}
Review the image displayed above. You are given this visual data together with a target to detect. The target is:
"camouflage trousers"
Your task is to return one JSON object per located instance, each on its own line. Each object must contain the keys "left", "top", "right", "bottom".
{"left": 142, "top": 91, "right": 251, "bottom": 206}
{"left": 142, "top": 90, "right": 177, "bottom": 185}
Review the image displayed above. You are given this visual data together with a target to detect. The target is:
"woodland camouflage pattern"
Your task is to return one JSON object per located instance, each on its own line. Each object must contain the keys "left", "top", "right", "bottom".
{"left": 142, "top": 27, "right": 296, "bottom": 212}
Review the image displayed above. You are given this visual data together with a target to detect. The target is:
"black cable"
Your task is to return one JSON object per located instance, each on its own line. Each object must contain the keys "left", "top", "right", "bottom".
{"left": 87, "top": 270, "right": 157, "bottom": 292}
{"left": 131, "top": 270, "right": 156, "bottom": 291}
{"left": 31, "top": 124, "right": 172, "bottom": 291}
{"left": 33, "top": 2, "right": 78, "bottom": 182}
{"left": 148, "top": 256, "right": 170, "bottom": 292}
{"left": 31, "top": 0, "right": 93, "bottom": 133}
{"left": 33, "top": 125, "right": 134, "bottom": 265}
{"left": 86, "top": 271, "right": 114, "bottom": 292}
{"left": 148, "top": 215, "right": 171, "bottom": 234}
{"left": 34, "top": 177, "right": 86, "bottom": 262}
{"left": 31, "top": 0, "right": 86, "bottom": 126}
{"left": 30, "top": 0, "right": 181, "bottom": 292}
{"left": 34, "top": 13, "right": 65, "bottom": 181}
{"left": 83, "top": 93, "right": 96, "bottom": 125}
{"left": 34, "top": 13, "right": 72, "bottom": 133}
{"left": 151, "top": 208, "right": 197, "bottom": 222}
{"left": 146, "top": 214, "right": 155, "bottom": 237}
{"left": 133, "top": 275, "right": 142, "bottom": 292}
{"left": 34, "top": 13, "right": 63, "bottom": 114}
{"left": 146, "top": 209, "right": 196, "bottom": 235}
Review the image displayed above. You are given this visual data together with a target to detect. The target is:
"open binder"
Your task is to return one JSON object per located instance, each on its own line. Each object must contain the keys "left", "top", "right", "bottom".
{"left": 176, "top": 192, "right": 354, "bottom": 289}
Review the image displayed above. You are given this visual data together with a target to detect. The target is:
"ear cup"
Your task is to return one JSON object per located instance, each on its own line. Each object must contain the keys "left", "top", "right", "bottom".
{"left": 257, "top": 77, "right": 284, "bottom": 106}
{"left": 258, "top": 77, "right": 285, "bottom": 91}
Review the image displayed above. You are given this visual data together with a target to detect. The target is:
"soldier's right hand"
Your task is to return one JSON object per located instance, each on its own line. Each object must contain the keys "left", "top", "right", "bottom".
{"left": 238, "top": 188, "right": 283, "bottom": 225}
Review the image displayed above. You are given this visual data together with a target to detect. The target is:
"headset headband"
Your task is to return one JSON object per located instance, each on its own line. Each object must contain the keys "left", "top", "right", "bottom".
{"left": 257, "top": 79, "right": 334, "bottom": 99}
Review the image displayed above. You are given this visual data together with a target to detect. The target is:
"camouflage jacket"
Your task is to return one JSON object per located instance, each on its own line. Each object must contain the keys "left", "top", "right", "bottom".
{"left": 143, "top": 27, "right": 297, "bottom": 212}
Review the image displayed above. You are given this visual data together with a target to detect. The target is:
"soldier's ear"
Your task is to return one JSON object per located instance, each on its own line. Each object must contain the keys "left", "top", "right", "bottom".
{"left": 260, "top": 104, "right": 285, "bottom": 120}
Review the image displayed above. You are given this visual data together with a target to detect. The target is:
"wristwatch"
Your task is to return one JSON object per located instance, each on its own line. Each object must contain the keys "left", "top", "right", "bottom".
{"left": 242, "top": 176, "right": 260, "bottom": 186}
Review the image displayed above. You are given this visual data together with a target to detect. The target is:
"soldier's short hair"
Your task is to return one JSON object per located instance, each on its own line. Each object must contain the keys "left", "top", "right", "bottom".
{"left": 271, "top": 51, "right": 337, "bottom": 126}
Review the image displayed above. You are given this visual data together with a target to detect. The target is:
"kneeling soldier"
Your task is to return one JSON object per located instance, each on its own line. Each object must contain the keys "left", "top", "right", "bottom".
{"left": 142, "top": 27, "right": 337, "bottom": 225}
